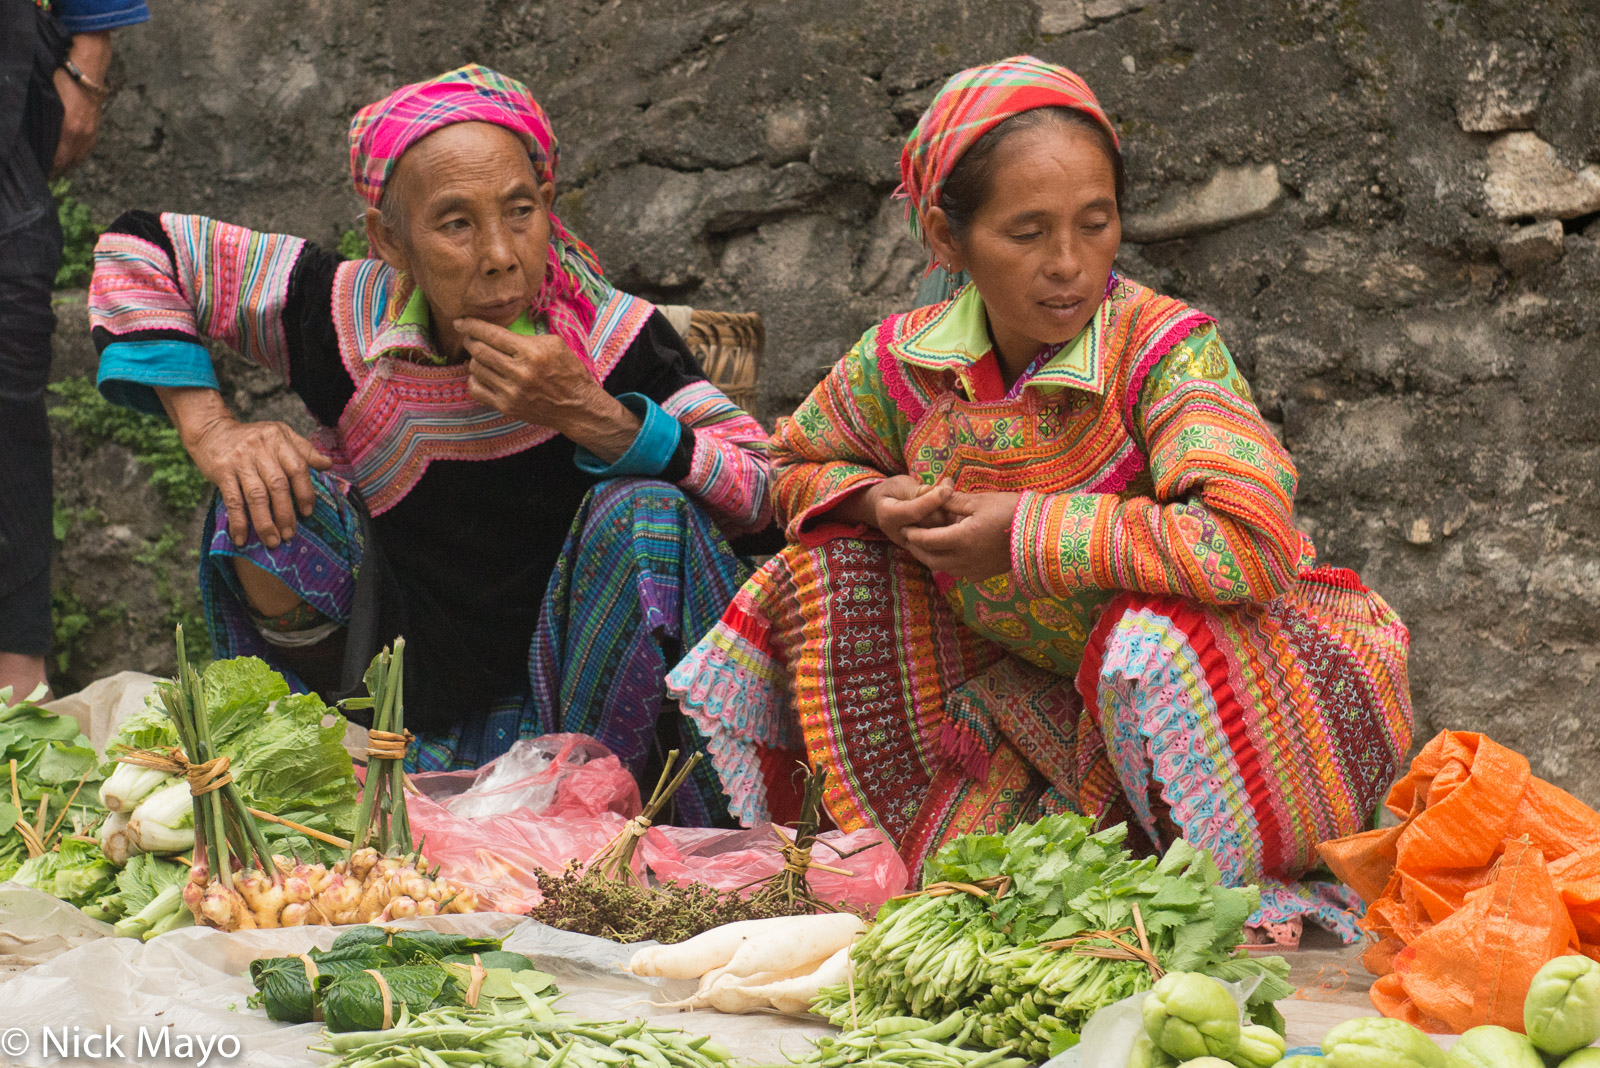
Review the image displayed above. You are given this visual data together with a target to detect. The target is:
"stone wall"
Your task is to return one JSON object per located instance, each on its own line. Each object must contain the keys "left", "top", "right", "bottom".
{"left": 47, "top": 0, "right": 1600, "bottom": 798}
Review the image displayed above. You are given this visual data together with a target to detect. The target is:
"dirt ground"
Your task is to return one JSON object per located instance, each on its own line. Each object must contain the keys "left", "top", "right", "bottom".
{"left": 1278, "top": 926, "right": 1384, "bottom": 1049}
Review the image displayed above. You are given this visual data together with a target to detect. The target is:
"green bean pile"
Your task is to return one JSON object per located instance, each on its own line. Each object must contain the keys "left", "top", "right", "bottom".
{"left": 783, "top": 1012, "right": 1031, "bottom": 1068}
{"left": 311, "top": 999, "right": 737, "bottom": 1068}
{"left": 815, "top": 893, "right": 1140, "bottom": 1058}
{"left": 812, "top": 817, "right": 1294, "bottom": 1062}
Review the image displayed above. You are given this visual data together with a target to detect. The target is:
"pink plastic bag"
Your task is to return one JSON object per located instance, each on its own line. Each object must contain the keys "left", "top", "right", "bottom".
{"left": 411, "top": 799, "right": 635, "bottom": 912}
{"left": 405, "top": 733, "right": 909, "bottom": 917}
{"left": 410, "top": 734, "right": 642, "bottom": 821}
{"left": 643, "top": 825, "right": 908, "bottom": 915}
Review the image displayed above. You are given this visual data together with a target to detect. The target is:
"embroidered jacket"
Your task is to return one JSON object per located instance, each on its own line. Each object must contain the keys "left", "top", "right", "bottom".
{"left": 768, "top": 278, "right": 1304, "bottom": 669}
{"left": 87, "top": 210, "right": 771, "bottom": 699}
{"left": 89, "top": 211, "right": 769, "bottom": 530}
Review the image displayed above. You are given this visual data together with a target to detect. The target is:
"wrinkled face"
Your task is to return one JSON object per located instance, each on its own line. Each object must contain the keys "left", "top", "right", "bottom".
{"left": 928, "top": 122, "right": 1121, "bottom": 369}
{"left": 366, "top": 121, "right": 555, "bottom": 355}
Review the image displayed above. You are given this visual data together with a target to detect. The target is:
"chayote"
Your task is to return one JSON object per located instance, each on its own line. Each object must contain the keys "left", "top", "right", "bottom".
{"left": 1127, "top": 1033, "right": 1177, "bottom": 1068}
{"left": 1176, "top": 1060, "right": 1236, "bottom": 1068}
{"left": 1320, "top": 1016, "right": 1447, "bottom": 1068}
{"left": 1558, "top": 1050, "right": 1600, "bottom": 1067}
{"left": 1525, "top": 955, "right": 1600, "bottom": 1057}
{"left": 1230, "top": 1022, "right": 1288, "bottom": 1067}
{"left": 1273, "top": 1058, "right": 1329, "bottom": 1066}
{"left": 1443, "top": 1024, "right": 1544, "bottom": 1068}
{"left": 1143, "top": 971, "right": 1242, "bottom": 1060}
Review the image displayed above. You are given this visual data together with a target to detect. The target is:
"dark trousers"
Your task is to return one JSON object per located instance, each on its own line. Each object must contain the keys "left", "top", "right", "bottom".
{"left": 0, "top": 0, "right": 67, "bottom": 656}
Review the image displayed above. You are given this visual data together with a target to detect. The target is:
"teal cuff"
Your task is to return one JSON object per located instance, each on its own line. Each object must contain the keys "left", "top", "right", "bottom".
{"left": 573, "top": 393, "right": 684, "bottom": 478}
{"left": 97, "top": 340, "right": 219, "bottom": 417}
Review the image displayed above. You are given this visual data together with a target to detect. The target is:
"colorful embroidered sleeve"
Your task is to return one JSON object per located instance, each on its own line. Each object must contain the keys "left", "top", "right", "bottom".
{"left": 89, "top": 212, "right": 308, "bottom": 415}
{"left": 1010, "top": 325, "right": 1302, "bottom": 604}
{"left": 660, "top": 380, "right": 773, "bottom": 537}
{"left": 768, "top": 326, "right": 915, "bottom": 542}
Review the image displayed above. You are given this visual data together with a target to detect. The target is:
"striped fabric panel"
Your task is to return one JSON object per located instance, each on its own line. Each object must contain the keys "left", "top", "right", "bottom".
{"left": 342, "top": 373, "right": 562, "bottom": 515}
{"left": 161, "top": 213, "right": 305, "bottom": 385}
{"left": 331, "top": 258, "right": 395, "bottom": 382}
{"left": 88, "top": 233, "right": 199, "bottom": 338}
{"left": 661, "top": 379, "right": 772, "bottom": 536}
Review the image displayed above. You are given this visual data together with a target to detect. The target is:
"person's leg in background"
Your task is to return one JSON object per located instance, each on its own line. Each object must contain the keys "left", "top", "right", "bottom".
{"left": 0, "top": 163, "right": 64, "bottom": 702}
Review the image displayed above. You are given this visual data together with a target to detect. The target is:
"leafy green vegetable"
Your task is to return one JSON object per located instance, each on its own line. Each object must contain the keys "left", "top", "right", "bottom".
{"left": 108, "top": 657, "right": 359, "bottom": 858}
{"left": 82, "top": 853, "right": 186, "bottom": 921}
{"left": 0, "top": 690, "right": 107, "bottom": 887}
{"left": 14, "top": 837, "right": 116, "bottom": 906}
{"left": 328, "top": 925, "right": 502, "bottom": 961}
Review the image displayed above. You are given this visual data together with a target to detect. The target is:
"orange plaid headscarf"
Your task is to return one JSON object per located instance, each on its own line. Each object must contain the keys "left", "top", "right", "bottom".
{"left": 898, "top": 56, "right": 1117, "bottom": 245}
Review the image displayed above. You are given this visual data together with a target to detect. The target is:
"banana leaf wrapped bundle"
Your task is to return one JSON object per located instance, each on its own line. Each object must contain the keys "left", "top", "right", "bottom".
{"left": 248, "top": 945, "right": 406, "bottom": 1023}
{"left": 442, "top": 950, "right": 534, "bottom": 972}
{"left": 327, "top": 925, "right": 502, "bottom": 960}
{"left": 314, "top": 965, "right": 461, "bottom": 1033}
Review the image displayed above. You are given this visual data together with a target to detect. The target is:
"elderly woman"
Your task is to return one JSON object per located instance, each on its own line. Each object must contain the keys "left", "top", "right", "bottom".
{"left": 671, "top": 57, "right": 1413, "bottom": 937}
{"left": 88, "top": 65, "right": 769, "bottom": 823}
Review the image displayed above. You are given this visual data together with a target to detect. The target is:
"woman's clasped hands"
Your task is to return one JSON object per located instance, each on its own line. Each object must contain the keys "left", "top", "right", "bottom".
{"left": 864, "top": 476, "right": 1020, "bottom": 582}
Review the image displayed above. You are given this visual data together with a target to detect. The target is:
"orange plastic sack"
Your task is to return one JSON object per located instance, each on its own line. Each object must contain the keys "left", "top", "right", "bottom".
{"left": 1319, "top": 730, "right": 1600, "bottom": 1033}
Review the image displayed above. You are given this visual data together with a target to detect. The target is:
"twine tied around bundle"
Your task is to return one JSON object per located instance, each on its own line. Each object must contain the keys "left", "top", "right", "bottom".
{"left": 115, "top": 746, "right": 233, "bottom": 796}
{"left": 1042, "top": 903, "right": 1163, "bottom": 979}
{"left": 299, "top": 955, "right": 324, "bottom": 1021}
{"left": 365, "top": 729, "right": 414, "bottom": 762}
{"left": 891, "top": 875, "right": 1011, "bottom": 903}
{"left": 772, "top": 826, "right": 855, "bottom": 879}
{"left": 464, "top": 955, "right": 487, "bottom": 1009}
{"left": 365, "top": 968, "right": 395, "bottom": 1031}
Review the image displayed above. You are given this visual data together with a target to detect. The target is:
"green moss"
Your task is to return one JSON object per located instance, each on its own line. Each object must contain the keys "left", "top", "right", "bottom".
{"left": 149, "top": 544, "right": 209, "bottom": 665}
{"left": 133, "top": 525, "right": 185, "bottom": 566}
{"left": 47, "top": 377, "right": 210, "bottom": 512}
{"left": 337, "top": 227, "right": 370, "bottom": 260}
{"left": 52, "top": 504, "right": 105, "bottom": 542}
{"left": 51, "top": 179, "right": 102, "bottom": 289}
{"left": 51, "top": 584, "right": 126, "bottom": 677}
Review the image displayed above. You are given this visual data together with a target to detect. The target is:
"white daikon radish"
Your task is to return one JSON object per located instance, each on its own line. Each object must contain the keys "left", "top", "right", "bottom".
{"left": 690, "top": 944, "right": 856, "bottom": 1016}
{"left": 715, "top": 912, "right": 865, "bottom": 980}
{"left": 661, "top": 962, "right": 817, "bottom": 1011}
{"left": 760, "top": 944, "right": 853, "bottom": 1015}
{"left": 626, "top": 914, "right": 820, "bottom": 978}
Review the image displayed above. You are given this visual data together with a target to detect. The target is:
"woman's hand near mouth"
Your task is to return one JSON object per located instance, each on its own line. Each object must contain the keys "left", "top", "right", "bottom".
{"left": 458, "top": 317, "right": 642, "bottom": 461}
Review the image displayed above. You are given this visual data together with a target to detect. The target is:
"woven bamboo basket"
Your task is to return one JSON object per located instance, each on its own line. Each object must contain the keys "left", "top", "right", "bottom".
{"left": 659, "top": 305, "right": 763, "bottom": 414}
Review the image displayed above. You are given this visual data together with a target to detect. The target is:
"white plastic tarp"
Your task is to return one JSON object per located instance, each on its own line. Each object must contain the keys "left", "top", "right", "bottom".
{"left": 0, "top": 891, "right": 832, "bottom": 1067}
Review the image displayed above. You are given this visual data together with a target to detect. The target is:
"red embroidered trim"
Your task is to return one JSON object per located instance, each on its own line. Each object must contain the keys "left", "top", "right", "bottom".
{"left": 877, "top": 315, "right": 927, "bottom": 424}
{"left": 1121, "top": 310, "right": 1216, "bottom": 430}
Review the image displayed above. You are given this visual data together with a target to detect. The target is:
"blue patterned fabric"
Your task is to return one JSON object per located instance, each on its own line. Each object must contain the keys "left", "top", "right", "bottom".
{"left": 525, "top": 479, "right": 751, "bottom": 825}
{"left": 199, "top": 471, "right": 363, "bottom": 693}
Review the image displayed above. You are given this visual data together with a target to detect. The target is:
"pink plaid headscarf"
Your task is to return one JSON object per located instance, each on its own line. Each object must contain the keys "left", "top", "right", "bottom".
{"left": 899, "top": 56, "right": 1117, "bottom": 246}
{"left": 348, "top": 64, "right": 611, "bottom": 364}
